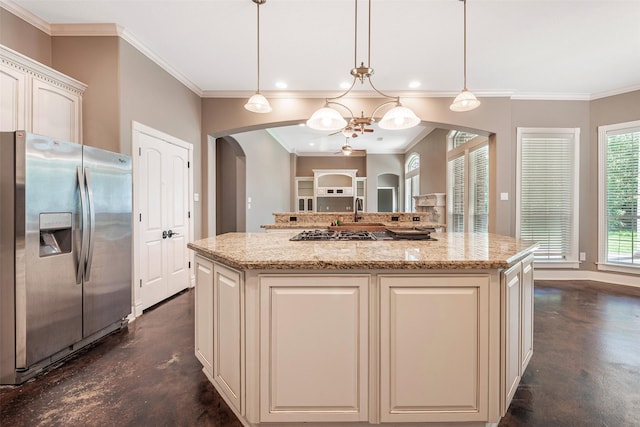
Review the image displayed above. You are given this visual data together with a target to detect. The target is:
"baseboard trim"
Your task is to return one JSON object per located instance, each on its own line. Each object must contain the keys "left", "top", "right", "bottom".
{"left": 534, "top": 269, "right": 639, "bottom": 288}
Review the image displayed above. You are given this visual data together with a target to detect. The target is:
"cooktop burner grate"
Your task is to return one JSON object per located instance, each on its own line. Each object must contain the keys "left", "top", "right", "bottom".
{"left": 290, "top": 230, "right": 377, "bottom": 241}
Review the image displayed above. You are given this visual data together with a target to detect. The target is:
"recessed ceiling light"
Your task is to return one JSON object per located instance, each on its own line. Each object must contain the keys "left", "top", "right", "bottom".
{"left": 309, "top": 142, "right": 315, "bottom": 146}
{"left": 339, "top": 81, "right": 351, "bottom": 89}
{"left": 298, "top": 123, "right": 306, "bottom": 127}
{"left": 408, "top": 81, "right": 421, "bottom": 89}
{"left": 275, "top": 81, "right": 288, "bottom": 89}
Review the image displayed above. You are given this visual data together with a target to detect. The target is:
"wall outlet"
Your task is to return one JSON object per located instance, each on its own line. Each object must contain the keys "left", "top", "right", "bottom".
{"left": 391, "top": 216, "right": 399, "bottom": 221}
{"left": 579, "top": 252, "right": 586, "bottom": 261}
{"left": 413, "top": 216, "right": 421, "bottom": 221}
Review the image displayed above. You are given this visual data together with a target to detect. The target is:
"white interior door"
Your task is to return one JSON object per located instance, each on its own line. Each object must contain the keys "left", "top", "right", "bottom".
{"left": 133, "top": 122, "right": 193, "bottom": 314}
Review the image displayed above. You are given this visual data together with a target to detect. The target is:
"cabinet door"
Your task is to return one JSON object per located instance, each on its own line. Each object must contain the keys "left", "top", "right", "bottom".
{"left": 520, "top": 255, "right": 534, "bottom": 373}
{"left": 31, "top": 77, "right": 81, "bottom": 143}
{"left": 194, "top": 256, "right": 214, "bottom": 378}
{"left": 259, "top": 275, "right": 369, "bottom": 423}
{"left": 379, "top": 275, "right": 490, "bottom": 423}
{"left": 502, "top": 263, "right": 522, "bottom": 413}
{"left": 213, "top": 263, "right": 244, "bottom": 415}
{"left": 0, "top": 62, "right": 26, "bottom": 131}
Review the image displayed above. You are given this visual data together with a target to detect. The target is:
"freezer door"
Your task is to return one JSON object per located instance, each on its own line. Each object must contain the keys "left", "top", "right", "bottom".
{"left": 81, "top": 146, "right": 132, "bottom": 337}
{"left": 20, "top": 133, "right": 83, "bottom": 368}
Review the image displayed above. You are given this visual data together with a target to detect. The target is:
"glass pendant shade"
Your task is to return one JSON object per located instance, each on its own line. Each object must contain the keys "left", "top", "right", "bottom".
{"left": 449, "top": 89, "right": 481, "bottom": 112}
{"left": 342, "top": 145, "right": 353, "bottom": 155}
{"left": 378, "top": 105, "right": 421, "bottom": 130}
{"left": 306, "top": 107, "right": 348, "bottom": 131}
{"left": 244, "top": 93, "right": 272, "bottom": 113}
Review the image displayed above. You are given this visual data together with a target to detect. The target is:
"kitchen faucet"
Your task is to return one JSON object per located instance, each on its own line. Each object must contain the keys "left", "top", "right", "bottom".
{"left": 354, "top": 197, "right": 363, "bottom": 222}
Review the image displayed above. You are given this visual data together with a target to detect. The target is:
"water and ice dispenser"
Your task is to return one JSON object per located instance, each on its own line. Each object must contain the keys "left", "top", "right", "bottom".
{"left": 39, "top": 213, "right": 72, "bottom": 257}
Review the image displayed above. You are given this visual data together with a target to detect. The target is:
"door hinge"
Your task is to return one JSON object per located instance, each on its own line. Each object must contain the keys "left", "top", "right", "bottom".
{"left": 188, "top": 261, "right": 191, "bottom": 269}
{"left": 139, "top": 279, "right": 142, "bottom": 288}
{"left": 188, "top": 211, "right": 191, "bottom": 218}
{"left": 139, "top": 147, "right": 141, "bottom": 156}
{"left": 187, "top": 161, "right": 190, "bottom": 168}
{"left": 139, "top": 213, "right": 142, "bottom": 222}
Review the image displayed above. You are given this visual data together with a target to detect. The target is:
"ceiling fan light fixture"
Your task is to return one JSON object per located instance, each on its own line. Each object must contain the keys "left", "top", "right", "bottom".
{"left": 244, "top": 93, "right": 272, "bottom": 113}
{"left": 342, "top": 145, "right": 353, "bottom": 156}
{"left": 378, "top": 105, "right": 420, "bottom": 130}
{"left": 306, "top": 107, "right": 348, "bottom": 131}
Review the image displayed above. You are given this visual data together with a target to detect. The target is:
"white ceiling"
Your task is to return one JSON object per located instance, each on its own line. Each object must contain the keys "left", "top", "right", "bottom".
{"left": 5, "top": 0, "right": 640, "bottom": 154}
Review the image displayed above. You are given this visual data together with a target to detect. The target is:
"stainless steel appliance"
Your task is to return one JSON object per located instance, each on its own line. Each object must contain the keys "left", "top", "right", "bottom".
{"left": 1, "top": 131, "right": 132, "bottom": 384}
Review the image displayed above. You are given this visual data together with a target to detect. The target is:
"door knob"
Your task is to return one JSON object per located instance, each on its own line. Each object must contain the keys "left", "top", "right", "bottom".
{"left": 162, "top": 230, "right": 168, "bottom": 239}
{"left": 167, "top": 229, "right": 179, "bottom": 238}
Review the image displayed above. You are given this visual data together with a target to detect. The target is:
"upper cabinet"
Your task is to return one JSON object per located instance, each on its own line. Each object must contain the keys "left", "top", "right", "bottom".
{"left": 1, "top": 45, "right": 86, "bottom": 143}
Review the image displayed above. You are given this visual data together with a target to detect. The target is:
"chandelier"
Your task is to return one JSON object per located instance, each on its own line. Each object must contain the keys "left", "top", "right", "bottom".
{"left": 306, "top": 0, "right": 420, "bottom": 133}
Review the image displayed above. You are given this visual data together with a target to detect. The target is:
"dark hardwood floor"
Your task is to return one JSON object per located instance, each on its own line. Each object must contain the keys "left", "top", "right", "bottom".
{"left": 1, "top": 280, "right": 639, "bottom": 426}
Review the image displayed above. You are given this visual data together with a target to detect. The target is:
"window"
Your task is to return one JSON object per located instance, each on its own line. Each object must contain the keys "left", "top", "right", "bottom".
{"left": 516, "top": 128, "right": 580, "bottom": 267}
{"left": 598, "top": 120, "right": 640, "bottom": 272}
{"left": 405, "top": 153, "right": 419, "bottom": 212}
{"left": 447, "top": 131, "right": 488, "bottom": 232}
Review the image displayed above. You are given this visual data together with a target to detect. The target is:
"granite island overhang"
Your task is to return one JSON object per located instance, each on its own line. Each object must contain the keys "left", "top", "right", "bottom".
{"left": 188, "top": 232, "right": 538, "bottom": 427}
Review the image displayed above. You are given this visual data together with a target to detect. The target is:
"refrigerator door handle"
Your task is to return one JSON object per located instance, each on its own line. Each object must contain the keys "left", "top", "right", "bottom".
{"left": 84, "top": 168, "right": 96, "bottom": 281}
{"left": 76, "top": 167, "right": 88, "bottom": 284}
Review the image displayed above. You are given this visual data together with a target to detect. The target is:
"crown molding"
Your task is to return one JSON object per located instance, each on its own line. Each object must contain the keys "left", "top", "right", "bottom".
{"left": 50, "top": 23, "right": 123, "bottom": 37}
{"left": 590, "top": 84, "right": 640, "bottom": 100}
{"left": 117, "top": 27, "right": 203, "bottom": 96}
{"left": 1, "top": 0, "right": 50, "bottom": 34}
{"left": 510, "top": 92, "right": 592, "bottom": 101}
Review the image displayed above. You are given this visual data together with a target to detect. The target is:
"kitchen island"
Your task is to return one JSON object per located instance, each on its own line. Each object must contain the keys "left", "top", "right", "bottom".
{"left": 188, "top": 232, "right": 537, "bottom": 427}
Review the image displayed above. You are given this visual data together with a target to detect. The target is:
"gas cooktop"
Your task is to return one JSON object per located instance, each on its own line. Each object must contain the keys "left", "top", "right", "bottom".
{"left": 290, "top": 229, "right": 437, "bottom": 241}
{"left": 290, "top": 230, "right": 376, "bottom": 241}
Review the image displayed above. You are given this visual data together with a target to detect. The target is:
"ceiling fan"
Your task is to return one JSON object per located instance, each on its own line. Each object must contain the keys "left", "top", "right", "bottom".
{"left": 329, "top": 112, "right": 376, "bottom": 138}
{"left": 334, "top": 137, "right": 366, "bottom": 156}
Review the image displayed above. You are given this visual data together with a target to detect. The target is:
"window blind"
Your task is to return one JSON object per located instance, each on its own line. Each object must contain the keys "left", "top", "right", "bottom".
{"left": 447, "top": 156, "right": 465, "bottom": 232}
{"left": 470, "top": 145, "right": 489, "bottom": 232}
{"left": 518, "top": 131, "right": 579, "bottom": 263}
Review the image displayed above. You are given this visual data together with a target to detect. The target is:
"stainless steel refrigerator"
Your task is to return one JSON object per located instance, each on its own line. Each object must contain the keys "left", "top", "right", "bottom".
{"left": 1, "top": 131, "right": 132, "bottom": 384}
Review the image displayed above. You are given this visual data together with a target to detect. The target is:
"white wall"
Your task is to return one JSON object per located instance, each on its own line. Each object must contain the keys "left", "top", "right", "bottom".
{"left": 232, "top": 129, "right": 291, "bottom": 232}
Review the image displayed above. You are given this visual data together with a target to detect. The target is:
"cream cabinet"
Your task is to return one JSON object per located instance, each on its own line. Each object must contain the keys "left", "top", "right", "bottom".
{"left": 213, "top": 263, "right": 244, "bottom": 415}
{"left": 194, "top": 255, "right": 214, "bottom": 378}
{"left": 259, "top": 275, "right": 369, "bottom": 423}
{"left": 379, "top": 274, "right": 490, "bottom": 423}
{"left": 501, "top": 254, "right": 535, "bottom": 414}
{"left": 1, "top": 45, "right": 85, "bottom": 143}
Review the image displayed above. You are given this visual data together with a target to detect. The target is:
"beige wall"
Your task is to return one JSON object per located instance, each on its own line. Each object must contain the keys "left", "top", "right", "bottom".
{"left": 52, "top": 36, "right": 120, "bottom": 153}
{"left": 410, "top": 128, "right": 449, "bottom": 195}
{"left": 296, "top": 156, "right": 367, "bottom": 177}
{"left": 1, "top": 9, "right": 51, "bottom": 66}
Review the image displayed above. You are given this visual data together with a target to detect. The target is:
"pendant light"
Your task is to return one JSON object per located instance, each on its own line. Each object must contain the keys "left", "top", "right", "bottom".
{"left": 450, "top": 0, "right": 480, "bottom": 112}
{"left": 306, "top": 0, "right": 419, "bottom": 133}
{"left": 244, "top": 0, "right": 272, "bottom": 113}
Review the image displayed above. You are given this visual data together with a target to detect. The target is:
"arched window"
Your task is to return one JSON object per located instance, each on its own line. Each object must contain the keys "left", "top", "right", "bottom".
{"left": 405, "top": 153, "right": 420, "bottom": 211}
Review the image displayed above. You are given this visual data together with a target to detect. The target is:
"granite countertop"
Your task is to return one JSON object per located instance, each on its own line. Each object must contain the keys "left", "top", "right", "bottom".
{"left": 188, "top": 232, "right": 538, "bottom": 271}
